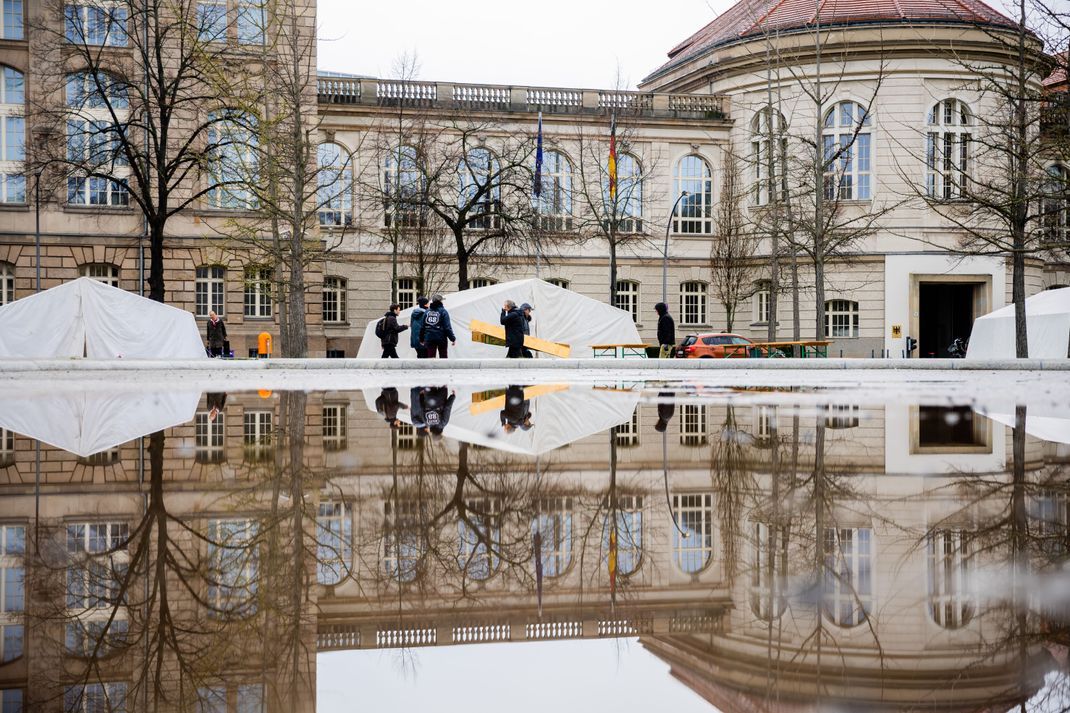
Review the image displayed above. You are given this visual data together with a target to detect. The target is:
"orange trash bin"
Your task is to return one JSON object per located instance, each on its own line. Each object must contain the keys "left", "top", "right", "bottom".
{"left": 257, "top": 332, "right": 273, "bottom": 358}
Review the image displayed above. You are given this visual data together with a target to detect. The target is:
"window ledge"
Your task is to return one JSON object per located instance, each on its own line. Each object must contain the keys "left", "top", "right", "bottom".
{"left": 324, "top": 322, "right": 351, "bottom": 328}
{"left": 828, "top": 199, "right": 872, "bottom": 207}
{"left": 64, "top": 205, "right": 134, "bottom": 215}
{"left": 194, "top": 208, "right": 261, "bottom": 219}
{"left": 0, "top": 203, "right": 30, "bottom": 211}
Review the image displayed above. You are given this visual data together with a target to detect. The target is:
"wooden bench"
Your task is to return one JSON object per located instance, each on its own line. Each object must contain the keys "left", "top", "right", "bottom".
{"left": 590, "top": 343, "right": 651, "bottom": 359}
{"left": 723, "top": 340, "right": 832, "bottom": 358}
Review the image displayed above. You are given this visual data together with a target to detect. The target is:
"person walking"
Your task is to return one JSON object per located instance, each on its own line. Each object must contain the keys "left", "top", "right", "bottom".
{"left": 420, "top": 294, "right": 456, "bottom": 358}
{"left": 500, "top": 300, "right": 526, "bottom": 358}
{"left": 375, "top": 387, "right": 407, "bottom": 428}
{"left": 520, "top": 303, "right": 535, "bottom": 358}
{"left": 655, "top": 302, "right": 676, "bottom": 358}
{"left": 376, "top": 303, "right": 408, "bottom": 359}
{"left": 410, "top": 296, "right": 430, "bottom": 358}
{"left": 206, "top": 311, "right": 227, "bottom": 357}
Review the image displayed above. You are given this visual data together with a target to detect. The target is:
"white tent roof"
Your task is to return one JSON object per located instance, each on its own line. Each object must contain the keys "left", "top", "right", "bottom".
{"left": 0, "top": 277, "right": 206, "bottom": 359}
{"left": 0, "top": 389, "right": 201, "bottom": 457}
{"left": 966, "top": 287, "right": 1070, "bottom": 360}
{"left": 355, "top": 278, "right": 642, "bottom": 359}
{"left": 362, "top": 384, "right": 640, "bottom": 456}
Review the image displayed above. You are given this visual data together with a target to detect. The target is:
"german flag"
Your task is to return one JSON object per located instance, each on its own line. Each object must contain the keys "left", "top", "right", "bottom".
{"left": 608, "top": 113, "right": 617, "bottom": 203}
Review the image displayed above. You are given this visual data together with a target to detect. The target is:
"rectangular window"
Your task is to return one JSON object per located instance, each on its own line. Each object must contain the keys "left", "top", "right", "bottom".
{"left": 322, "top": 404, "right": 347, "bottom": 452}
{"left": 194, "top": 412, "right": 225, "bottom": 464}
{"left": 755, "top": 289, "right": 771, "bottom": 324}
{"left": 195, "top": 266, "right": 225, "bottom": 317}
{"left": 196, "top": 0, "right": 227, "bottom": 42}
{"left": 0, "top": 429, "right": 12, "bottom": 465}
{"left": 612, "top": 406, "right": 640, "bottom": 447}
{"left": 824, "top": 299, "right": 859, "bottom": 338}
{"left": 680, "top": 404, "right": 707, "bottom": 446}
{"left": 243, "top": 268, "right": 272, "bottom": 318}
{"left": 64, "top": 3, "right": 127, "bottom": 46}
{"left": 322, "top": 276, "right": 347, "bottom": 324}
{"left": 2, "top": 0, "right": 23, "bottom": 40}
{"left": 2, "top": 117, "right": 23, "bottom": 162}
{"left": 614, "top": 280, "right": 639, "bottom": 323}
{"left": 316, "top": 502, "right": 352, "bottom": 584}
{"left": 64, "top": 683, "right": 128, "bottom": 713}
{"left": 0, "top": 526, "right": 24, "bottom": 660}
{"left": 679, "top": 281, "right": 707, "bottom": 325}
{"left": 236, "top": 0, "right": 264, "bottom": 44}
{"left": 395, "top": 278, "right": 416, "bottom": 311}
{"left": 81, "top": 263, "right": 119, "bottom": 287}
{"left": 206, "top": 519, "right": 259, "bottom": 616}
{"left": 466, "top": 278, "right": 495, "bottom": 289}
{"left": 242, "top": 410, "right": 272, "bottom": 461}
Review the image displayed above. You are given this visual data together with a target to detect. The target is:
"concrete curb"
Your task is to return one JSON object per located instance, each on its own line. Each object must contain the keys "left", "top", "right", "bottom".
{"left": 0, "top": 358, "right": 1067, "bottom": 372}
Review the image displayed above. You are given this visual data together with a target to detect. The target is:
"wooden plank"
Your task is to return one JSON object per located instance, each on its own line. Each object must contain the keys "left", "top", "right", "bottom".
{"left": 470, "top": 319, "right": 571, "bottom": 358}
{"left": 468, "top": 383, "right": 570, "bottom": 416}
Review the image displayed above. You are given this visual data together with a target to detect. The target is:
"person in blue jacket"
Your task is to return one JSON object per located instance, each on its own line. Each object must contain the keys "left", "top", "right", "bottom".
{"left": 419, "top": 294, "right": 456, "bottom": 358}
{"left": 409, "top": 296, "right": 430, "bottom": 358}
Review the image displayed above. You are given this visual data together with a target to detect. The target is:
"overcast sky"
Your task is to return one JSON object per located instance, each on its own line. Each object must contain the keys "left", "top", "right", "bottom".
{"left": 316, "top": 0, "right": 736, "bottom": 89}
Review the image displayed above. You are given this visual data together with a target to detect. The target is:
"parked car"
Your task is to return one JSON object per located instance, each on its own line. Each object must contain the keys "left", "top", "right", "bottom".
{"left": 678, "top": 333, "right": 763, "bottom": 358}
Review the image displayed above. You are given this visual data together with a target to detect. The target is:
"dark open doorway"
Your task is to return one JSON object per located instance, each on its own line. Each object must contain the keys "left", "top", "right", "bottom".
{"left": 918, "top": 282, "right": 979, "bottom": 358}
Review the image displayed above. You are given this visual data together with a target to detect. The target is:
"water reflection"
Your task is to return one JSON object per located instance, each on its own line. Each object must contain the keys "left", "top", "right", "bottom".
{"left": 0, "top": 384, "right": 1067, "bottom": 711}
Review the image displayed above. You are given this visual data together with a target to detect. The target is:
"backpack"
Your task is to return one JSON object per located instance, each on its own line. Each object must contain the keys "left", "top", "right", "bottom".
{"left": 375, "top": 318, "right": 386, "bottom": 339}
{"left": 424, "top": 309, "right": 441, "bottom": 327}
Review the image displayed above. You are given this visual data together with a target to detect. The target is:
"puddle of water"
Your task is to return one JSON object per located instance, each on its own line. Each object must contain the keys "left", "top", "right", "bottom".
{"left": 0, "top": 380, "right": 1068, "bottom": 712}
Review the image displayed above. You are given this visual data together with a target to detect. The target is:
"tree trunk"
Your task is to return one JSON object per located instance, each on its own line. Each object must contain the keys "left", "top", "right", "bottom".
{"left": 814, "top": 255, "right": 825, "bottom": 342}
{"left": 608, "top": 239, "right": 618, "bottom": 307}
{"left": 148, "top": 221, "right": 166, "bottom": 302}
{"left": 283, "top": 235, "right": 308, "bottom": 358}
{"left": 1012, "top": 251, "right": 1029, "bottom": 358}
{"left": 456, "top": 232, "right": 469, "bottom": 292}
{"left": 791, "top": 246, "right": 801, "bottom": 341}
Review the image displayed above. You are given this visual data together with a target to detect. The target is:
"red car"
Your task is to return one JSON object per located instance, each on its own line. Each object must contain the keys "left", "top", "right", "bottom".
{"left": 677, "top": 333, "right": 762, "bottom": 358}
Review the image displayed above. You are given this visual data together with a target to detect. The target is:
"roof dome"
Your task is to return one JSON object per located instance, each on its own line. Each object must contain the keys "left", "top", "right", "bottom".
{"left": 649, "top": 0, "right": 1017, "bottom": 80}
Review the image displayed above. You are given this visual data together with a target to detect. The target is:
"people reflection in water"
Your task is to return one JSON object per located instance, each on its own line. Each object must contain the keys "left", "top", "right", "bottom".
{"left": 654, "top": 391, "right": 675, "bottom": 432}
{"left": 410, "top": 386, "right": 455, "bottom": 437}
{"left": 206, "top": 392, "right": 227, "bottom": 421}
{"left": 500, "top": 384, "right": 534, "bottom": 433}
{"left": 375, "top": 387, "right": 406, "bottom": 428}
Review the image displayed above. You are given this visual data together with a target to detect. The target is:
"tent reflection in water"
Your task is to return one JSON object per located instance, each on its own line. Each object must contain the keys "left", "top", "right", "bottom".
{"left": 355, "top": 278, "right": 642, "bottom": 359}
{"left": 0, "top": 389, "right": 200, "bottom": 458}
{"left": 966, "top": 287, "right": 1070, "bottom": 360}
{"left": 363, "top": 384, "right": 641, "bottom": 456}
{"left": 0, "top": 277, "right": 206, "bottom": 359}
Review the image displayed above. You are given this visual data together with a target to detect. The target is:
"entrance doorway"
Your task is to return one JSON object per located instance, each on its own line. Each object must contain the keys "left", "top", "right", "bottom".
{"left": 918, "top": 282, "right": 983, "bottom": 358}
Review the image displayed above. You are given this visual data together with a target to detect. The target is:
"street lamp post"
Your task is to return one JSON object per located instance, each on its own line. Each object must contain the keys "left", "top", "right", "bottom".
{"left": 34, "top": 170, "right": 41, "bottom": 293}
{"left": 662, "top": 191, "right": 689, "bottom": 305}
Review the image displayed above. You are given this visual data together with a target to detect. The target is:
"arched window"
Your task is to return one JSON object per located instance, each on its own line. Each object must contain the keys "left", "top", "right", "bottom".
{"left": 195, "top": 265, "right": 225, "bottom": 317}
{"left": 532, "top": 497, "right": 572, "bottom": 578}
{"left": 672, "top": 493, "right": 714, "bottom": 573}
{"left": 64, "top": 0, "right": 127, "bottom": 46}
{"left": 80, "top": 263, "right": 119, "bottom": 287}
{"left": 603, "top": 495, "right": 642, "bottom": 576}
{"left": 823, "top": 526, "right": 873, "bottom": 627}
{"left": 66, "top": 72, "right": 130, "bottom": 207}
{"left": 751, "top": 107, "right": 787, "bottom": 206}
{"left": 926, "top": 99, "right": 972, "bottom": 200}
{"left": 0, "top": 262, "right": 13, "bottom": 305}
{"left": 680, "top": 280, "right": 707, "bottom": 325}
{"left": 383, "top": 144, "right": 423, "bottom": 228}
{"left": 603, "top": 152, "right": 642, "bottom": 232}
{"left": 1043, "top": 164, "right": 1068, "bottom": 246}
{"left": 825, "top": 299, "right": 859, "bottom": 338}
{"left": 206, "top": 110, "right": 257, "bottom": 209}
{"left": 322, "top": 276, "right": 347, "bottom": 324}
{"left": 2, "top": 0, "right": 23, "bottom": 39}
{"left": 927, "top": 529, "right": 974, "bottom": 629}
{"left": 614, "top": 279, "right": 639, "bottom": 323}
{"left": 316, "top": 143, "right": 352, "bottom": 227}
{"left": 536, "top": 149, "right": 572, "bottom": 231}
{"left": 822, "top": 101, "right": 872, "bottom": 201}
{"left": 316, "top": 501, "right": 352, "bottom": 585}
{"left": 383, "top": 500, "right": 425, "bottom": 583}
{"left": 750, "top": 521, "right": 788, "bottom": 621}
{"left": 672, "top": 155, "right": 713, "bottom": 234}
{"left": 0, "top": 67, "right": 24, "bottom": 203}
{"left": 459, "top": 147, "right": 500, "bottom": 230}
{"left": 457, "top": 498, "right": 500, "bottom": 581}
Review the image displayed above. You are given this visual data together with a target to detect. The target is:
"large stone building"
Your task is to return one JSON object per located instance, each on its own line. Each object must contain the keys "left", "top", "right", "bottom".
{"left": 0, "top": 0, "right": 1067, "bottom": 358}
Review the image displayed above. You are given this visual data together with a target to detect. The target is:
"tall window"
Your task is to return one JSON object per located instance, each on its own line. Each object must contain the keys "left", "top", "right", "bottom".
{"left": 66, "top": 72, "right": 130, "bottom": 207}
{"left": 0, "top": 429, "right": 12, "bottom": 466}
{"left": 322, "top": 276, "right": 347, "bottom": 324}
{"left": 2, "top": 0, "right": 23, "bottom": 39}
{"left": 1043, "top": 164, "right": 1068, "bottom": 246}
{"left": 242, "top": 410, "right": 272, "bottom": 461}
{"left": 466, "top": 278, "right": 496, "bottom": 289}
{"left": 63, "top": 683, "right": 127, "bottom": 713}
{"left": 64, "top": 1, "right": 127, "bottom": 46}
{"left": 0, "top": 262, "right": 13, "bottom": 305}
{"left": 322, "top": 404, "right": 347, "bottom": 451}
{"left": 613, "top": 406, "right": 640, "bottom": 447}
{"left": 0, "top": 525, "right": 24, "bottom": 665}
{"left": 383, "top": 145, "right": 423, "bottom": 228}
{"left": 926, "top": 99, "right": 971, "bottom": 200}
{"left": 680, "top": 404, "right": 707, "bottom": 446}
{"left": 754, "top": 405, "right": 777, "bottom": 440}
{"left": 317, "top": 142, "right": 352, "bottom": 227}
{"left": 65, "top": 521, "right": 129, "bottom": 650}
{"left": 603, "top": 494, "right": 643, "bottom": 576}
{"left": 750, "top": 522, "right": 788, "bottom": 621}
{"left": 0, "top": 67, "right": 24, "bottom": 204}
{"left": 927, "top": 529, "right": 974, "bottom": 629}
{"left": 460, "top": 147, "right": 500, "bottom": 230}
{"left": 0, "top": 690, "right": 21, "bottom": 713}
{"left": 532, "top": 497, "right": 572, "bottom": 577}
{"left": 383, "top": 499, "right": 425, "bottom": 583}
{"left": 235, "top": 0, "right": 264, "bottom": 44}
{"left": 194, "top": 411, "right": 225, "bottom": 464}
{"left": 207, "top": 111, "right": 257, "bottom": 209}
{"left": 672, "top": 493, "right": 714, "bottom": 573}
{"left": 196, "top": 0, "right": 227, "bottom": 42}
{"left": 603, "top": 152, "right": 642, "bottom": 232}
{"left": 754, "top": 287, "right": 771, "bottom": 324}
{"left": 614, "top": 279, "right": 639, "bottom": 323}
{"left": 672, "top": 155, "right": 713, "bottom": 234}
{"left": 680, "top": 281, "right": 707, "bottom": 325}
{"left": 751, "top": 107, "right": 787, "bottom": 206}
{"left": 195, "top": 266, "right": 225, "bottom": 317}
{"left": 206, "top": 519, "right": 259, "bottom": 616}
{"left": 823, "top": 101, "right": 872, "bottom": 201}
{"left": 823, "top": 526, "right": 873, "bottom": 627}
{"left": 243, "top": 267, "right": 272, "bottom": 318}
{"left": 457, "top": 498, "right": 500, "bottom": 581}
{"left": 536, "top": 150, "right": 572, "bottom": 231}
{"left": 81, "top": 263, "right": 119, "bottom": 287}
{"left": 395, "top": 277, "right": 417, "bottom": 310}
{"left": 317, "top": 501, "right": 352, "bottom": 585}
{"left": 825, "top": 299, "right": 859, "bottom": 338}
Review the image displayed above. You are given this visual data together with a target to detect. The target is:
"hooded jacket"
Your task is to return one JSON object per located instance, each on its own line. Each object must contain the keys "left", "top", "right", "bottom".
{"left": 379, "top": 311, "right": 408, "bottom": 348}
{"left": 657, "top": 312, "right": 676, "bottom": 347}
{"left": 410, "top": 305, "right": 427, "bottom": 349}
{"left": 420, "top": 302, "right": 456, "bottom": 344}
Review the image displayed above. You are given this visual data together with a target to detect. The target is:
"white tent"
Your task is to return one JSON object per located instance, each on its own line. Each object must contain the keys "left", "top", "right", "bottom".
{"left": 966, "top": 287, "right": 1070, "bottom": 360}
{"left": 363, "top": 384, "right": 641, "bottom": 456}
{"left": 356, "top": 278, "right": 642, "bottom": 359}
{"left": 0, "top": 277, "right": 206, "bottom": 359}
{"left": 0, "top": 389, "right": 201, "bottom": 457}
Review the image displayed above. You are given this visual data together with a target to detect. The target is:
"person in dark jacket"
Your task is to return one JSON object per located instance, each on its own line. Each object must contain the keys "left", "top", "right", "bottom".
{"left": 520, "top": 303, "right": 535, "bottom": 358}
{"left": 417, "top": 386, "right": 455, "bottom": 437}
{"left": 500, "top": 384, "right": 534, "bottom": 432}
{"left": 500, "top": 300, "right": 526, "bottom": 358}
{"left": 375, "top": 387, "right": 407, "bottom": 428}
{"left": 410, "top": 296, "right": 430, "bottom": 358}
{"left": 378, "top": 304, "right": 408, "bottom": 359}
{"left": 654, "top": 303, "right": 676, "bottom": 357}
{"left": 654, "top": 391, "right": 676, "bottom": 432}
{"left": 419, "top": 295, "right": 456, "bottom": 359}
{"left": 206, "top": 311, "right": 228, "bottom": 357}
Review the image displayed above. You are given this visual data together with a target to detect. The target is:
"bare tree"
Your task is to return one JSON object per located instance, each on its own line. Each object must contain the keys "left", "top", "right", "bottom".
{"left": 710, "top": 150, "right": 761, "bottom": 332}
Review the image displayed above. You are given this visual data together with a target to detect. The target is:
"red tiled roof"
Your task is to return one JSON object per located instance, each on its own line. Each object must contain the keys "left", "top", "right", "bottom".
{"left": 649, "top": 0, "right": 1018, "bottom": 80}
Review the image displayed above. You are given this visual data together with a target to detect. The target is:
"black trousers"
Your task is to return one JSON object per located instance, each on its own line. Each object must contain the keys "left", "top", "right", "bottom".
{"left": 381, "top": 346, "right": 399, "bottom": 359}
{"left": 209, "top": 346, "right": 224, "bottom": 357}
{"left": 506, "top": 345, "right": 525, "bottom": 358}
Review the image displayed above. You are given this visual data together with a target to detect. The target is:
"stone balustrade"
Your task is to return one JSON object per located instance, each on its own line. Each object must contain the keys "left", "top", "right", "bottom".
{"left": 317, "top": 75, "right": 729, "bottom": 120}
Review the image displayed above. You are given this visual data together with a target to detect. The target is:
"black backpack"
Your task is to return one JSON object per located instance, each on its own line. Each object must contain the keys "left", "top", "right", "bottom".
{"left": 375, "top": 318, "right": 387, "bottom": 339}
